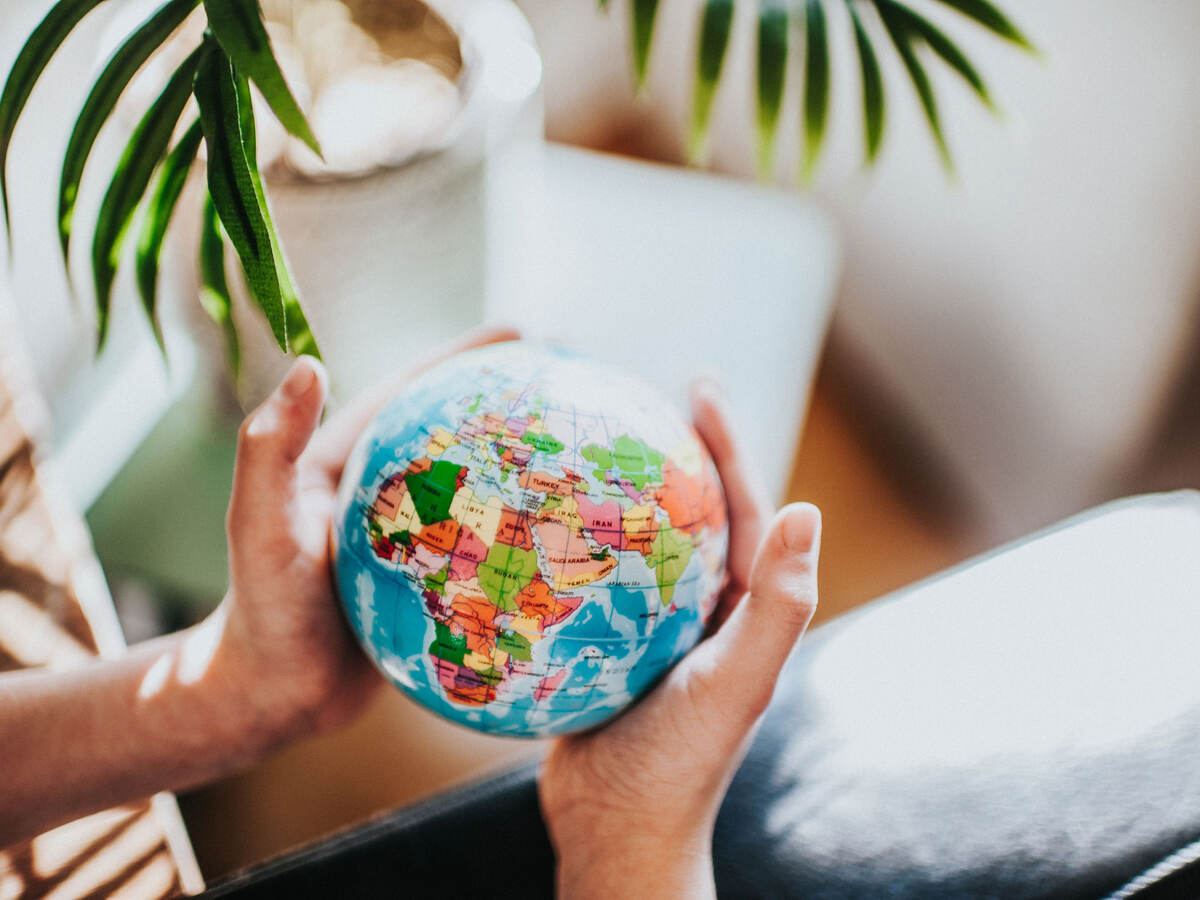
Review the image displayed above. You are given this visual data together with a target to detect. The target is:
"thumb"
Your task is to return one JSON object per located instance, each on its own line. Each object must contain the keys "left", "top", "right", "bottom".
{"left": 228, "top": 356, "right": 328, "bottom": 532}
{"left": 686, "top": 502, "right": 821, "bottom": 730}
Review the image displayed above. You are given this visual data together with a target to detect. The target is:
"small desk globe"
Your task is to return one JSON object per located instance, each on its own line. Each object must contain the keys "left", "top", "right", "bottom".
{"left": 332, "top": 342, "right": 729, "bottom": 737}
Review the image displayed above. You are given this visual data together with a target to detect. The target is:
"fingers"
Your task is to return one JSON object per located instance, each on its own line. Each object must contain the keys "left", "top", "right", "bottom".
{"left": 690, "top": 378, "right": 771, "bottom": 594}
{"left": 306, "top": 324, "right": 521, "bottom": 480}
{"left": 686, "top": 502, "right": 821, "bottom": 728}
{"left": 228, "top": 356, "right": 328, "bottom": 529}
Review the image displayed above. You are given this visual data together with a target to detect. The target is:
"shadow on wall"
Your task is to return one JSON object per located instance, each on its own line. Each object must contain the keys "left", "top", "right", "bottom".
{"left": 0, "top": 806, "right": 184, "bottom": 900}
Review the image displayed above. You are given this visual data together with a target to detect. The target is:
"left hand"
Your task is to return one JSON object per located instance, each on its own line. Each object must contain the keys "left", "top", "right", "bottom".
{"left": 210, "top": 326, "right": 520, "bottom": 748}
{"left": 0, "top": 326, "right": 520, "bottom": 846}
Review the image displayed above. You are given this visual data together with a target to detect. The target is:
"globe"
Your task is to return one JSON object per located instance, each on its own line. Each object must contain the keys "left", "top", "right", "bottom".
{"left": 332, "top": 342, "right": 729, "bottom": 737}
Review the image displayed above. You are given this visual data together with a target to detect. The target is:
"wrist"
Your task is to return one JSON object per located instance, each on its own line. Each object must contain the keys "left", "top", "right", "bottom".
{"left": 204, "top": 602, "right": 313, "bottom": 757}
{"left": 543, "top": 799, "right": 715, "bottom": 900}
{"left": 540, "top": 752, "right": 720, "bottom": 897}
{"left": 554, "top": 835, "right": 715, "bottom": 900}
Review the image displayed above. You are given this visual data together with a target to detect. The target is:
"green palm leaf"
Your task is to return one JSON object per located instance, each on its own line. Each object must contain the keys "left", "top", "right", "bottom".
{"left": 5, "top": 0, "right": 1037, "bottom": 380}
{"left": 193, "top": 37, "right": 288, "bottom": 349}
{"left": 755, "top": 2, "right": 789, "bottom": 178}
{"left": 58, "top": 0, "right": 198, "bottom": 266}
{"left": 847, "top": 2, "right": 886, "bottom": 163}
{"left": 199, "top": 190, "right": 240, "bottom": 376}
{"left": 202, "top": 0, "right": 321, "bottom": 155}
{"left": 800, "top": 0, "right": 830, "bottom": 179}
{"left": 283, "top": 289, "right": 319, "bottom": 358}
{"left": 688, "top": 0, "right": 734, "bottom": 162}
{"left": 136, "top": 118, "right": 203, "bottom": 350}
{"left": 930, "top": 0, "right": 1035, "bottom": 51}
{"left": 0, "top": 0, "right": 110, "bottom": 235}
{"left": 877, "top": 1, "right": 951, "bottom": 169}
{"left": 631, "top": 0, "right": 662, "bottom": 89}
{"left": 92, "top": 48, "right": 201, "bottom": 349}
{"left": 231, "top": 63, "right": 319, "bottom": 358}
{"left": 878, "top": 0, "right": 994, "bottom": 110}
{"left": 612, "top": 0, "right": 1032, "bottom": 175}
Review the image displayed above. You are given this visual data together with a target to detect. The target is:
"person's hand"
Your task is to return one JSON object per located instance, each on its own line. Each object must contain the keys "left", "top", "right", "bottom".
{"left": 209, "top": 326, "right": 520, "bottom": 750}
{"left": 538, "top": 380, "right": 821, "bottom": 899}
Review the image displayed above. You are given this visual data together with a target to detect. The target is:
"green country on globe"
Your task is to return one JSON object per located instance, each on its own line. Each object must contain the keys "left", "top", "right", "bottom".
{"left": 332, "top": 342, "right": 729, "bottom": 737}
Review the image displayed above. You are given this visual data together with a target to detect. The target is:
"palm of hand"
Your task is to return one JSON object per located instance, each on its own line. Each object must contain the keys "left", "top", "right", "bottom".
{"left": 221, "top": 399, "right": 379, "bottom": 739}
{"left": 226, "top": 462, "right": 379, "bottom": 736}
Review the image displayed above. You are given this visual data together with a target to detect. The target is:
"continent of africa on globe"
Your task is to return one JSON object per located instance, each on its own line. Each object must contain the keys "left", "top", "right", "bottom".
{"left": 333, "top": 342, "right": 729, "bottom": 737}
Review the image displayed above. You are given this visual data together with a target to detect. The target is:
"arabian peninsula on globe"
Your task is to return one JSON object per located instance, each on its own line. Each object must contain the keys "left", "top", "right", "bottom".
{"left": 332, "top": 342, "right": 729, "bottom": 737}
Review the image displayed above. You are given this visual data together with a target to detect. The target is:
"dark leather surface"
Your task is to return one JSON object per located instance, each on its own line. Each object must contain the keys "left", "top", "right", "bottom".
{"left": 204, "top": 492, "right": 1200, "bottom": 898}
{"left": 202, "top": 765, "right": 554, "bottom": 897}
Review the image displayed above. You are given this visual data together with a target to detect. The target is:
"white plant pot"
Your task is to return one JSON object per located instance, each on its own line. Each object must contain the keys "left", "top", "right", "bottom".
{"left": 177, "top": 0, "right": 544, "bottom": 408}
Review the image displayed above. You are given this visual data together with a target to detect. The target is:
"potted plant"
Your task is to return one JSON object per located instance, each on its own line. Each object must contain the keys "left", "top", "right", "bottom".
{"left": 0, "top": 0, "right": 1033, "bottom": 379}
{"left": 132, "top": 0, "right": 543, "bottom": 403}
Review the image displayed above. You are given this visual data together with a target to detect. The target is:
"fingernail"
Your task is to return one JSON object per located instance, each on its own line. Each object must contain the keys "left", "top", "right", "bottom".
{"left": 484, "top": 321, "right": 521, "bottom": 340}
{"left": 779, "top": 502, "right": 821, "bottom": 555}
{"left": 281, "top": 356, "right": 319, "bottom": 400}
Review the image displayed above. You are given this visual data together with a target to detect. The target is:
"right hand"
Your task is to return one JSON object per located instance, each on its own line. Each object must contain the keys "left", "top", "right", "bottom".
{"left": 538, "top": 380, "right": 822, "bottom": 898}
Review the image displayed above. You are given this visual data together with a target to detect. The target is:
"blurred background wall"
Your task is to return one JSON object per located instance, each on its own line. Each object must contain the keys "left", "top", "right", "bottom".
{"left": 5, "top": 0, "right": 1200, "bottom": 881}
{"left": 521, "top": 0, "right": 1200, "bottom": 544}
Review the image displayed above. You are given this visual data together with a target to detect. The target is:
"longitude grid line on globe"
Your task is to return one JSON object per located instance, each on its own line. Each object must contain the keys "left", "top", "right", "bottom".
{"left": 367, "top": 459, "right": 414, "bottom": 667}
{"left": 567, "top": 397, "right": 604, "bottom": 713}
{"left": 444, "top": 416, "right": 505, "bottom": 707}
{"left": 590, "top": 407, "right": 627, "bottom": 663}
{"left": 595, "top": 403, "right": 628, "bottom": 637}
{"left": 513, "top": 422, "right": 559, "bottom": 701}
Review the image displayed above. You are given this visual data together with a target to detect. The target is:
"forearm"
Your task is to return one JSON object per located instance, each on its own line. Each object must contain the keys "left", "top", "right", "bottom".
{"left": 0, "top": 610, "right": 286, "bottom": 846}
